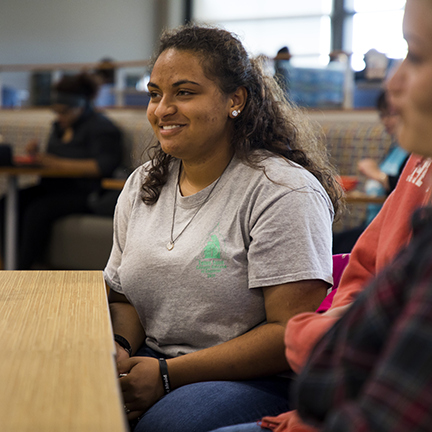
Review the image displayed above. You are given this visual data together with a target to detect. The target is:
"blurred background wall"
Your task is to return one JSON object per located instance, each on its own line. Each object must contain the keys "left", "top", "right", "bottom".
{"left": 0, "top": 0, "right": 186, "bottom": 91}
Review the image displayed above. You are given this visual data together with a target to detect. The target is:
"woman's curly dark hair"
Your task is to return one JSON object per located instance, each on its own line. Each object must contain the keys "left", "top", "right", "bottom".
{"left": 54, "top": 72, "right": 99, "bottom": 101}
{"left": 142, "top": 24, "right": 343, "bottom": 217}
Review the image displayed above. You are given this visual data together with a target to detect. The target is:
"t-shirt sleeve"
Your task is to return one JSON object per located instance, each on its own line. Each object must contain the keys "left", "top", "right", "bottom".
{"left": 247, "top": 181, "right": 334, "bottom": 289}
{"left": 103, "top": 168, "right": 141, "bottom": 292}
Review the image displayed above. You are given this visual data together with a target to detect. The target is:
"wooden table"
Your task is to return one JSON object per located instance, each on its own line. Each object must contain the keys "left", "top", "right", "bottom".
{"left": 0, "top": 166, "right": 99, "bottom": 270}
{"left": 345, "top": 190, "right": 387, "bottom": 204}
{"left": 101, "top": 178, "right": 126, "bottom": 190}
{"left": 0, "top": 271, "right": 127, "bottom": 431}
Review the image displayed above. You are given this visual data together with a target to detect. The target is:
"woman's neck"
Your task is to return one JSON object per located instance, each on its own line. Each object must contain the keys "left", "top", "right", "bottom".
{"left": 178, "top": 149, "right": 234, "bottom": 197}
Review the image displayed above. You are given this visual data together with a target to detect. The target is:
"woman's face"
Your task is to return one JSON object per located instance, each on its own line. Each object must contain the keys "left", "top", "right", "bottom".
{"left": 52, "top": 104, "right": 83, "bottom": 129}
{"left": 387, "top": 0, "right": 432, "bottom": 157}
{"left": 379, "top": 108, "right": 399, "bottom": 139}
{"left": 147, "top": 49, "right": 234, "bottom": 164}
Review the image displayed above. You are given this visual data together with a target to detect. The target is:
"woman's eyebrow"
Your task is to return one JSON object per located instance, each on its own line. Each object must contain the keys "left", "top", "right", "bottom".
{"left": 172, "top": 80, "right": 201, "bottom": 87}
{"left": 147, "top": 80, "right": 201, "bottom": 89}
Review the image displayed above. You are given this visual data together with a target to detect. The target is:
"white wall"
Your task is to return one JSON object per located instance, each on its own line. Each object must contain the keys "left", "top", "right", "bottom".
{"left": 0, "top": 0, "right": 158, "bottom": 64}
{"left": 0, "top": 0, "right": 166, "bottom": 93}
{"left": 0, "top": 0, "right": 187, "bottom": 98}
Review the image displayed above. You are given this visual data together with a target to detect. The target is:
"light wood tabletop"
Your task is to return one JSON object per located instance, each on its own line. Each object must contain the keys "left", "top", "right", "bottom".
{"left": 0, "top": 271, "right": 127, "bottom": 432}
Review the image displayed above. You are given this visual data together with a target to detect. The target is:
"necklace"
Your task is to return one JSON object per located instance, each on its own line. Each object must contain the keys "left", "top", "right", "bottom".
{"left": 166, "top": 160, "right": 231, "bottom": 251}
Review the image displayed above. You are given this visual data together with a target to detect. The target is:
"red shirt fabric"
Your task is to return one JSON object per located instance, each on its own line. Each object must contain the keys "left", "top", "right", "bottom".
{"left": 295, "top": 207, "right": 432, "bottom": 431}
{"left": 260, "top": 155, "right": 432, "bottom": 432}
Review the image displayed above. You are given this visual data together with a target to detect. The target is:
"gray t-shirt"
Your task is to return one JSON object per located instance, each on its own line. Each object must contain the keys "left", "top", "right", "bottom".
{"left": 104, "top": 154, "right": 334, "bottom": 357}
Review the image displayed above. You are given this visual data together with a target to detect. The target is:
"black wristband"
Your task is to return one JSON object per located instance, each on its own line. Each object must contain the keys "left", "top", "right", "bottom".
{"left": 158, "top": 358, "right": 171, "bottom": 395}
{"left": 114, "top": 334, "right": 132, "bottom": 357}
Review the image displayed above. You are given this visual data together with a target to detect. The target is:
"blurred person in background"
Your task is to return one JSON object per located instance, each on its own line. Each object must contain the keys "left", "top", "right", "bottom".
{"left": 0, "top": 72, "right": 123, "bottom": 269}
{"left": 93, "top": 57, "right": 117, "bottom": 107}
{"left": 274, "top": 46, "right": 292, "bottom": 94}
{"left": 333, "top": 90, "right": 410, "bottom": 254}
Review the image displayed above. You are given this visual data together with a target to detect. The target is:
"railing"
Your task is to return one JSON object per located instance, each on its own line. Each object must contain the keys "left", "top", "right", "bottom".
{"left": 0, "top": 59, "right": 151, "bottom": 108}
{"left": 1, "top": 57, "right": 364, "bottom": 110}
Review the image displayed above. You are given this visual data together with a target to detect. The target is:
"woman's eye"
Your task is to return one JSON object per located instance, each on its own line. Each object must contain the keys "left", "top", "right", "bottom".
{"left": 406, "top": 50, "right": 422, "bottom": 64}
{"left": 178, "top": 90, "right": 193, "bottom": 96}
{"left": 148, "top": 91, "right": 161, "bottom": 100}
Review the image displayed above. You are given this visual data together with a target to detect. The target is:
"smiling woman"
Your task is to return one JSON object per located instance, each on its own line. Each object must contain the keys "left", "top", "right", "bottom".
{"left": 387, "top": 0, "right": 432, "bottom": 157}
{"left": 103, "top": 24, "right": 343, "bottom": 432}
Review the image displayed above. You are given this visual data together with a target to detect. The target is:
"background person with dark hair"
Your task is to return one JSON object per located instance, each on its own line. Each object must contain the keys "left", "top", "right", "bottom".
{"left": 274, "top": 46, "right": 292, "bottom": 94}
{"left": 0, "top": 72, "right": 123, "bottom": 269}
{"left": 333, "top": 90, "right": 409, "bottom": 254}
{"left": 93, "top": 57, "right": 117, "bottom": 107}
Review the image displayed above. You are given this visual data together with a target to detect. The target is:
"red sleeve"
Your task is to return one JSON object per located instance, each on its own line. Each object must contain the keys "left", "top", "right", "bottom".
{"left": 285, "top": 155, "right": 428, "bottom": 373}
{"left": 285, "top": 195, "right": 388, "bottom": 373}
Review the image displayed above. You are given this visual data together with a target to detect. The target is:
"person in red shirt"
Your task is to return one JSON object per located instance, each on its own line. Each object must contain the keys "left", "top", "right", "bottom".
{"left": 211, "top": 0, "right": 432, "bottom": 430}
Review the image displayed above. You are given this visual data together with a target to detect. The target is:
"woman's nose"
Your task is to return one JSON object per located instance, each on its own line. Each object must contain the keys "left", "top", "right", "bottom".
{"left": 387, "top": 60, "right": 405, "bottom": 96}
{"left": 154, "top": 96, "right": 176, "bottom": 118}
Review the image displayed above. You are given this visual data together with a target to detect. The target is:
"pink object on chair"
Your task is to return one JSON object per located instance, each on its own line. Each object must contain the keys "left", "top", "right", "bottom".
{"left": 316, "top": 253, "right": 350, "bottom": 313}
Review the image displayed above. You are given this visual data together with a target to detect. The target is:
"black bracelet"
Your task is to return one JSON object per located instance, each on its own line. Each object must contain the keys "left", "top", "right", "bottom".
{"left": 114, "top": 334, "right": 132, "bottom": 357}
{"left": 158, "top": 358, "right": 171, "bottom": 395}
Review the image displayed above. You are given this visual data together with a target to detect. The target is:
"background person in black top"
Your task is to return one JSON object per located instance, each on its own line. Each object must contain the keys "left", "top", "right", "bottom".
{"left": 1, "top": 72, "right": 123, "bottom": 269}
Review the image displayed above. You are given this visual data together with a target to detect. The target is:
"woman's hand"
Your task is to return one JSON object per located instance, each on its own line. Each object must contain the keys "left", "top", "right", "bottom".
{"left": 118, "top": 356, "right": 165, "bottom": 420}
{"left": 358, "top": 158, "right": 381, "bottom": 179}
{"left": 115, "top": 341, "right": 132, "bottom": 364}
{"left": 35, "top": 153, "right": 61, "bottom": 168}
{"left": 358, "top": 158, "right": 389, "bottom": 188}
{"left": 322, "top": 303, "right": 352, "bottom": 319}
{"left": 25, "top": 139, "right": 39, "bottom": 156}
{"left": 32, "top": 152, "right": 101, "bottom": 174}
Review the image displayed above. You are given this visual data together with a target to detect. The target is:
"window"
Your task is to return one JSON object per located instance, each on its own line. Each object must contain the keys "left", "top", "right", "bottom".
{"left": 345, "top": 0, "right": 407, "bottom": 70}
{"left": 191, "top": 0, "right": 407, "bottom": 70}
{"left": 192, "top": 0, "right": 333, "bottom": 67}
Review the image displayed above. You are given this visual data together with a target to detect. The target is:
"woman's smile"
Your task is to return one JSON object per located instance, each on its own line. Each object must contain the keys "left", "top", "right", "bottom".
{"left": 158, "top": 123, "right": 186, "bottom": 136}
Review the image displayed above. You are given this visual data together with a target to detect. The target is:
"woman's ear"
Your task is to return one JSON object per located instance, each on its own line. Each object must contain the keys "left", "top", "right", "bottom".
{"left": 229, "top": 86, "right": 247, "bottom": 119}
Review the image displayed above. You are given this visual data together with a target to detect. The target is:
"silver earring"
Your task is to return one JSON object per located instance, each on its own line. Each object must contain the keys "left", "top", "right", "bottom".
{"left": 232, "top": 110, "right": 240, "bottom": 117}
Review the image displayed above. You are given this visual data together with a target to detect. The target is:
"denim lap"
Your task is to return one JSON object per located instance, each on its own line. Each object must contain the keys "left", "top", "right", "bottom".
{"left": 131, "top": 344, "right": 291, "bottom": 432}
{"left": 133, "top": 378, "right": 290, "bottom": 432}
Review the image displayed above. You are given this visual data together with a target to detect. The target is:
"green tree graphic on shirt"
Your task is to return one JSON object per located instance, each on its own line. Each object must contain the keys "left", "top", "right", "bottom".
{"left": 203, "top": 235, "right": 221, "bottom": 259}
{"left": 196, "top": 227, "right": 226, "bottom": 278}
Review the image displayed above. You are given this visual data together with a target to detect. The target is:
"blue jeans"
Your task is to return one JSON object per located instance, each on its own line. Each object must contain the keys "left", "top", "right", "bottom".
{"left": 131, "top": 345, "right": 292, "bottom": 432}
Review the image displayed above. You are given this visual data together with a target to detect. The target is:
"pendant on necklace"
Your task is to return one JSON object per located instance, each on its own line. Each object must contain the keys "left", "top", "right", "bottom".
{"left": 167, "top": 241, "right": 174, "bottom": 251}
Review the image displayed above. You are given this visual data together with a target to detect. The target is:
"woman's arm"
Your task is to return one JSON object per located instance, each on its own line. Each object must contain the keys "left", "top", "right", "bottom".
{"left": 168, "top": 279, "right": 327, "bottom": 385}
{"left": 37, "top": 153, "right": 102, "bottom": 175}
{"left": 357, "top": 158, "right": 390, "bottom": 191}
{"left": 108, "top": 288, "right": 146, "bottom": 361}
{"left": 118, "top": 279, "right": 327, "bottom": 417}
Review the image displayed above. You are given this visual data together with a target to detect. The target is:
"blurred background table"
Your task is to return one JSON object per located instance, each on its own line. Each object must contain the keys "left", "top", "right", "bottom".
{"left": 0, "top": 270, "right": 127, "bottom": 431}
{"left": 0, "top": 166, "right": 99, "bottom": 270}
{"left": 345, "top": 190, "right": 386, "bottom": 204}
{"left": 101, "top": 177, "right": 126, "bottom": 190}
